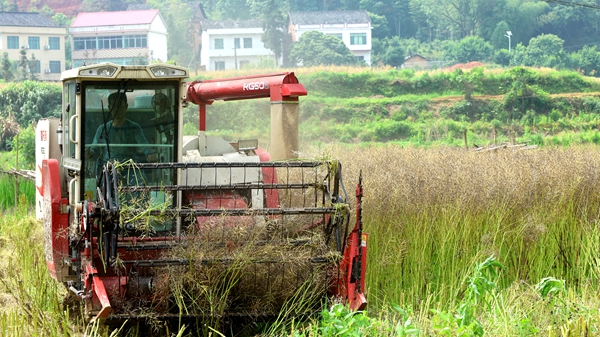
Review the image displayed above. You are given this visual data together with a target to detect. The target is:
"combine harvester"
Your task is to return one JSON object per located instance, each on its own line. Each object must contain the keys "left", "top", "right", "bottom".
{"left": 35, "top": 63, "right": 367, "bottom": 330}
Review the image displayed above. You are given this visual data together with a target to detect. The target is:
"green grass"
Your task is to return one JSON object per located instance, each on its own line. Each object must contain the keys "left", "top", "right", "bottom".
{"left": 0, "top": 175, "right": 34, "bottom": 210}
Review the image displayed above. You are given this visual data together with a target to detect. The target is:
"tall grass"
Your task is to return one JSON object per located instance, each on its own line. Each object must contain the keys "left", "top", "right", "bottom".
{"left": 324, "top": 144, "right": 600, "bottom": 335}
{"left": 0, "top": 175, "right": 34, "bottom": 210}
{"left": 0, "top": 199, "right": 74, "bottom": 336}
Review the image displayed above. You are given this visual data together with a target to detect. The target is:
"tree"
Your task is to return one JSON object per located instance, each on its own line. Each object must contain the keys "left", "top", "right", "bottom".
{"left": 1, "top": 52, "right": 14, "bottom": 82}
{"left": 52, "top": 12, "right": 73, "bottom": 27}
{"left": 567, "top": 45, "right": 600, "bottom": 77}
{"left": 380, "top": 37, "right": 405, "bottom": 67}
{"left": 522, "top": 33, "right": 564, "bottom": 68}
{"left": 249, "top": 0, "right": 287, "bottom": 65}
{"left": 538, "top": 0, "right": 600, "bottom": 49}
{"left": 505, "top": 0, "right": 549, "bottom": 46}
{"left": 490, "top": 21, "right": 510, "bottom": 50}
{"left": 409, "top": 0, "right": 504, "bottom": 39}
{"left": 289, "top": 31, "right": 357, "bottom": 67}
{"left": 39, "top": 5, "right": 54, "bottom": 18}
{"left": 448, "top": 36, "right": 493, "bottom": 63}
{"left": 17, "top": 47, "right": 28, "bottom": 81}
{"left": 80, "top": 0, "right": 108, "bottom": 12}
{"left": 368, "top": 12, "right": 390, "bottom": 40}
{"left": 28, "top": 54, "right": 38, "bottom": 81}
{"left": 494, "top": 49, "right": 511, "bottom": 67}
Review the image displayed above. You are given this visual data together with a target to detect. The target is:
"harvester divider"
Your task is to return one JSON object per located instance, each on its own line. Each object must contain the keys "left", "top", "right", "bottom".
{"left": 123, "top": 207, "right": 338, "bottom": 216}
{"left": 133, "top": 161, "right": 332, "bottom": 169}
{"left": 118, "top": 238, "right": 327, "bottom": 251}
{"left": 121, "top": 256, "right": 334, "bottom": 267}
{"left": 120, "top": 182, "right": 324, "bottom": 192}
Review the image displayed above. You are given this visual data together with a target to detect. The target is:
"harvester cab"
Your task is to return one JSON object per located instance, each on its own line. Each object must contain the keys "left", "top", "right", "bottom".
{"left": 35, "top": 63, "right": 367, "bottom": 326}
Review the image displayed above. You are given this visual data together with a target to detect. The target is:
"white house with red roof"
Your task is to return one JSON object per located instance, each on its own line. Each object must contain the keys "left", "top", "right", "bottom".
{"left": 69, "top": 9, "right": 167, "bottom": 67}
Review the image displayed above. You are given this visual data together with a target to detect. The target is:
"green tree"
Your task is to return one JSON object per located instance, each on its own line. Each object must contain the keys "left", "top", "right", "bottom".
{"left": 80, "top": 0, "right": 108, "bottom": 12}
{"left": 494, "top": 49, "right": 510, "bottom": 67}
{"left": 51, "top": 12, "right": 73, "bottom": 27}
{"left": 249, "top": 0, "right": 287, "bottom": 65}
{"left": 203, "top": 0, "right": 253, "bottom": 20}
{"left": 1, "top": 52, "right": 14, "bottom": 82}
{"left": 39, "top": 4, "right": 54, "bottom": 17}
{"left": 28, "top": 54, "right": 38, "bottom": 81}
{"left": 381, "top": 37, "right": 405, "bottom": 67}
{"left": 9, "top": 124, "right": 35, "bottom": 169}
{"left": 522, "top": 33, "right": 564, "bottom": 68}
{"left": 538, "top": 0, "right": 600, "bottom": 49}
{"left": 409, "top": 0, "right": 504, "bottom": 39}
{"left": 17, "top": 47, "right": 28, "bottom": 81}
{"left": 490, "top": 20, "right": 510, "bottom": 50}
{"left": 289, "top": 31, "right": 357, "bottom": 67}
{"left": 566, "top": 45, "right": 600, "bottom": 77}
{"left": 368, "top": 12, "right": 390, "bottom": 40}
{"left": 448, "top": 36, "right": 493, "bottom": 63}
{"left": 506, "top": 0, "right": 549, "bottom": 46}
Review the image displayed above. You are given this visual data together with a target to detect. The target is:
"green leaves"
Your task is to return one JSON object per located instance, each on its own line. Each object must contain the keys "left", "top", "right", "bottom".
{"left": 289, "top": 31, "right": 358, "bottom": 67}
{"left": 319, "top": 304, "right": 372, "bottom": 336}
{"left": 432, "top": 255, "right": 504, "bottom": 337}
{"left": 536, "top": 276, "right": 566, "bottom": 299}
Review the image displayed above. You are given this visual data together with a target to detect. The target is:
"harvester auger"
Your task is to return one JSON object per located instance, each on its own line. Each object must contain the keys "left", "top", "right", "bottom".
{"left": 35, "top": 63, "right": 367, "bottom": 328}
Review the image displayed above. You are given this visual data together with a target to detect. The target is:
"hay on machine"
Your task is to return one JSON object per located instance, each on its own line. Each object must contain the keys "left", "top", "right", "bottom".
{"left": 109, "top": 159, "right": 347, "bottom": 323}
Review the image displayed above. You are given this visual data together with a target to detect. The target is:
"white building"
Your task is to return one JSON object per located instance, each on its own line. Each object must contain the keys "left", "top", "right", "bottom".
{"left": 200, "top": 20, "right": 278, "bottom": 71}
{"left": 69, "top": 9, "right": 168, "bottom": 67}
{"left": 288, "top": 10, "right": 372, "bottom": 65}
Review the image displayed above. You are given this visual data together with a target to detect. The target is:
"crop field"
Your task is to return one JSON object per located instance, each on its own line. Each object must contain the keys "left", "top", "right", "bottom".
{"left": 2, "top": 145, "right": 600, "bottom": 336}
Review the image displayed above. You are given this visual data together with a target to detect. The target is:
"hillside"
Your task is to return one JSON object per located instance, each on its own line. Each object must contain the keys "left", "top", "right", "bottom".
{"left": 17, "top": 0, "right": 82, "bottom": 16}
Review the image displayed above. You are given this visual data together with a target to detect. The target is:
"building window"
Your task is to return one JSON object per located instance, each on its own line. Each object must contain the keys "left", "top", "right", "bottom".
{"left": 215, "top": 60, "right": 225, "bottom": 70}
{"left": 48, "top": 37, "right": 60, "bottom": 50}
{"left": 243, "top": 38, "right": 252, "bottom": 48}
{"left": 234, "top": 38, "right": 240, "bottom": 49}
{"left": 356, "top": 56, "right": 364, "bottom": 61}
{"left": 73, "top": 37, "right": 97, "bottom": 50}
{"left": 73, "top": 35, "right": 145, "bottom": 50}
{"left": 30, "top": 60, "right": 40, "bottom": 73}
{"left": 328, "top": 33, "right": 343, "bottom": 40}
{"left": 28, "top": 36, "right": 40, "bottom": 49}
{"left": 109, "top": 36, "right": 122, "bottom": 49}
{"left": 214, "top": 38, "right": 224, "bottom": 49}
{"left": 124, "top": 35, "right": 147, "bottom": 48}
{"left": 350, "top": 33, "right": 367, "bottom": 45}
{"left": 49, "top": 61, "right": 61, "bottom": 73}
{"left": 7, "top": 36, "right": 18, "bottom": 49}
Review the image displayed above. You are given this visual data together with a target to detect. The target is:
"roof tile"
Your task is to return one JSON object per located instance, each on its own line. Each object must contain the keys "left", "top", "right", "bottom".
{"left": 0, "top": 12, "right": 59, "bottom": 27}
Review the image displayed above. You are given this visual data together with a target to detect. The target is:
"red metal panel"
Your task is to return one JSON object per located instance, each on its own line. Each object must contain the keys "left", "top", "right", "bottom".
{"left": 255, "top": 148, "right": 280, "bottom": 208}
{"left": 43, "top": 159, "right": 69, "bottom": 281}
{"left": 185, "top": 72, "right": 307, "bottom": 105}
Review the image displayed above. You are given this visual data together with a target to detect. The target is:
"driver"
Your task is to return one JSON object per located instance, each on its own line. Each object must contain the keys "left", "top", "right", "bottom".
{"left": 89, "top": 92, "right": 157, "bottom": 163}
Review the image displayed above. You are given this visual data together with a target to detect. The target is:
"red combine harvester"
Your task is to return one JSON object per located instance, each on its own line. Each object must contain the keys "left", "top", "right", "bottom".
{"left": 35, "top": 63, "right": 367, "bottom": 327}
